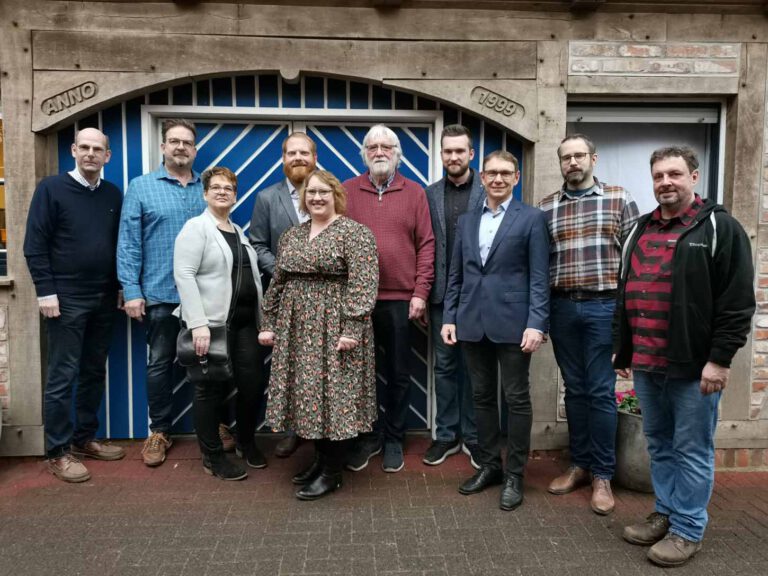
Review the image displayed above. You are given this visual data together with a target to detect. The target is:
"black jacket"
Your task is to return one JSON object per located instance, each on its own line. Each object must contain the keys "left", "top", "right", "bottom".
{"left": 613, "top": 199, "right": 755, "bottom": 379}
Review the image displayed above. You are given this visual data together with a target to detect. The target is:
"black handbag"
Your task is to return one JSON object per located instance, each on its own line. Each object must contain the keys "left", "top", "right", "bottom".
{"left": 177, "top": 231, "right": 243, "bottom": 383}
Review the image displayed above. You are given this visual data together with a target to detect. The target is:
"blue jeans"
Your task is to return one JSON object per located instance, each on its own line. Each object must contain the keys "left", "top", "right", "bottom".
{"left": 145, "top": 303, "right": 181, "bottom": 434}
{"left": 549, "top": 296, "right": 617, "bottom": 478}
{"left": 430, "top": 304, "right": 477, "bottom": 445}
{"left": 44, "top": 292, "right": 116, "bottom": 458}
{"left": 633, "top": 370, "right": 720, "bottom": 543}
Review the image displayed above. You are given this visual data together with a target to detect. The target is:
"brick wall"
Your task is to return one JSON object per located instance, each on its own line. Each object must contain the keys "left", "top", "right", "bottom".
{"left": 569, "top": 42, "right": 740, "bottom": 77}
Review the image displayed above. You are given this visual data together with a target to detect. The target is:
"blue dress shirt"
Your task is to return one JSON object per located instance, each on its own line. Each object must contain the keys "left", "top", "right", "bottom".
{"left": 478, "top": 196, "right": 512, "bottom": 266}
{"left": 117, "top": 165, "right": 206, "bottom": 304}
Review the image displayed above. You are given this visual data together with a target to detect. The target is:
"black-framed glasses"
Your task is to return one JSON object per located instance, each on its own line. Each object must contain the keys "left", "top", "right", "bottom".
{"left": 560, "top": 152, "right": 590, "bottom": 164}
{"left": 484, "top": 170, "right": 517, "bottom": 182}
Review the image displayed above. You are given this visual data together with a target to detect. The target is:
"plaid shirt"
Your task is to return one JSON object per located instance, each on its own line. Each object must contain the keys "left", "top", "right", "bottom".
{"left": 625, "top": 196, "right": 704, "bottom": 372}
{"left": 538, "top": 179, "right": 639, "bottom": 292}
{"left": 117, "top": 165, "right": 206, "bottom": 303}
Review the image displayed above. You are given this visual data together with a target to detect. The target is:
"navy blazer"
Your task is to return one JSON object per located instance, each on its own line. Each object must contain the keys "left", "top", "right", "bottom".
{"left": 443, "top": 197, "right": 550, "bottom": 344}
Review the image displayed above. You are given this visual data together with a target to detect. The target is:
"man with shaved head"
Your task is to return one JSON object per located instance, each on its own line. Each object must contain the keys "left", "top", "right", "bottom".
{"left": 24, "top": 127, "right": 125, "bottom": 482}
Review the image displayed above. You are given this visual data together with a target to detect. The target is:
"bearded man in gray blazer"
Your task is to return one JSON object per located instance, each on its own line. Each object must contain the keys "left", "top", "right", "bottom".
{"left": 423, "top": 125, "right": 484, "bottom": 468}
{"left": 248, "top": 131, "right": 317, "bottom": 457}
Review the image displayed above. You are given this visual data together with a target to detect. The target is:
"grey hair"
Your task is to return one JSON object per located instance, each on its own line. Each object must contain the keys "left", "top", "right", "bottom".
{"left": 360, "top": 124, "right": 402, "bottom": 169}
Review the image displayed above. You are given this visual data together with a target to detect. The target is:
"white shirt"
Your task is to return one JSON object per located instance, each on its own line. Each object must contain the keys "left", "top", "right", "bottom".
{"left": 287, "top": 179, "right": 310, "bottom": 224}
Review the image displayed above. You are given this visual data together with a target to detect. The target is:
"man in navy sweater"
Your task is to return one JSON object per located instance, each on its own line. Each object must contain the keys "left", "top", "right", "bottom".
{"left": 24, "top": 127, "right": 124, "bottom": 483}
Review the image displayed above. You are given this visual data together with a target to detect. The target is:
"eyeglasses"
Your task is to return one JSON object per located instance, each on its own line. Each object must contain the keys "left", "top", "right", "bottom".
{"left": 559, "top": 152, "right": 590, "bottom": 164}
{"left": 484, "top": 170, "right": 517, "bottom": 182}
{"left": 166, "top": 138, "right": 196, "bottom": 149}
{"left": 208, "top": 185, "right": 235, "bottom": 194}
{"left": 305, "top": 188, "right": 333, "bottom": 198}
{"left": 365, "top": 143, "right": 395, "bottom": 154}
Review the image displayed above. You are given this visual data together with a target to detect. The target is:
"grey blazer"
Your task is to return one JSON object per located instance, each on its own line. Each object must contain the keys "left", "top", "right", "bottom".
{"left": 425, "top": 169, "right": 485, "bottom": 304}
{"left": 174, "top": 210, "right": 263, "bottom": 329}
{"left": 248, "top": 179, "right": 299, "bottom": 278}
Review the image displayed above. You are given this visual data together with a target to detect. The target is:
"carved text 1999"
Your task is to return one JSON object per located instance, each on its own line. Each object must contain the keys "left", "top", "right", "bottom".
{"left": 471, "top": 87, "right": 524, "bottom": 118}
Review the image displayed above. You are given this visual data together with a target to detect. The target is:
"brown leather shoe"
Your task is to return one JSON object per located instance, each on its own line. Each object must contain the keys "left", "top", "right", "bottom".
{"left": 218, "top": 424, "right": 236, "bottom": 453}
{"left": 623, "top": 512, "right": 670, "bottom": 545}
{"left": 590, "top": 477, "right": 615, "bottom": 515}
{"left": 47, "top": 454, "right": 91, "bottom": 483}
{"left": 548, "top": 465, "right": 590, "bottom": 495}
{"left": 72, "top": 440, "right": 126, "bottom": 461}
{"left": 647, "top": 533, "right": 702, "bottom": 567}
{"left": 274, "top": 433, "right": 301, "bottom": 458}
{"left": 142, "top": 432, "right": 172, "bottom": 467}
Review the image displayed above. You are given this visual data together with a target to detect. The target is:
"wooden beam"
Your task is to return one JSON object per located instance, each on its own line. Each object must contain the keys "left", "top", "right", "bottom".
{"left": 570, "top": 0, "right": 605, "bottom": 13}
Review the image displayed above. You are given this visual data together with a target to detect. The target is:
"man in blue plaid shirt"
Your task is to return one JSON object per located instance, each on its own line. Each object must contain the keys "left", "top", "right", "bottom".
{"left": 118, "top": 119, "right": 206, "bottom": 466}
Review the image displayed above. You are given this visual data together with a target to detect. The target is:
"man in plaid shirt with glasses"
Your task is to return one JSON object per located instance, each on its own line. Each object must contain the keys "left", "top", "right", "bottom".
{"left": 538, "top": 134, "right": 639, "bottom": 515}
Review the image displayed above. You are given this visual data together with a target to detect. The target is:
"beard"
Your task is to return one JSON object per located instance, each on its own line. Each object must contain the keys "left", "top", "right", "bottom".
{"left": 165, "top": 153, "right": 191, "bottom": 170}
{"left": 368, "top": 158, "right": 395, "bottom": 180}
{"left": 564, "top": 169, "right": 591, "bottom": 189}
{"left": 446, "top": 162, "right": 469, "bottom": 178}
{"left": 284, "top": 162, "right": 313, "bottom": 185}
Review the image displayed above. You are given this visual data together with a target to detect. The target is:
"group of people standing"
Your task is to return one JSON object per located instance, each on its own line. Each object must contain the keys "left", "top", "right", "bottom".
{"left": 24, "top": 115, "right": 755, "bottom": 568}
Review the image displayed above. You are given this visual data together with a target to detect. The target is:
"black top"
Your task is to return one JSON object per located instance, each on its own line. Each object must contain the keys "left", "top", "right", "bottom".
{"left": 443, "top": 170, "right": 474, "bottom": 269}
{"left": 23, "top": 173, "right": 123, "bottom": 297}
{"left": 218, "top": 229, "right": 259, "bottom": 329}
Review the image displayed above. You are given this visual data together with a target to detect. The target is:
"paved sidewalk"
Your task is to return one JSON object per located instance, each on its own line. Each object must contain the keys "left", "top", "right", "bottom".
{"left": 0, "top": 436, "right": 766, "bottom": 576}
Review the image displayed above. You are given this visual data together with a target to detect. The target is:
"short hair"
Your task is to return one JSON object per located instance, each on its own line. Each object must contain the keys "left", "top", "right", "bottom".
{"left": 74, "top": 128, "right": 110, "bottom": 151}
{"left": 557, "top": 133, "right": 596, "bottom": 157}
{"left": 282, "top": 132, "right": 317, "bottom": 156}
{"left": 201, "top": 166, "right": 237, "bottom": 193}
{"left": 441, "top": 124, "right": 473, "bottom": 149}
{"left": 482, "top": 149, "right": 519, "bottom": 173}
{"left": 360, "top": 124, "right": 402, "bottom": 168}
{"left": 650, "top": 146, "right": 699, "bottom": 173}
{"left": 299, "top": 169, "right": 347, "bottom": 216}
{"left": 162, "top": 118, "right": 197, "bottom": 142}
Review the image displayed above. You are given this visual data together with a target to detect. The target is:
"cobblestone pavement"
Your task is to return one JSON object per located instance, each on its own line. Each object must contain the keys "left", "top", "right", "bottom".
{"left": 0, "top": 436, "right": 766, "bottom": 576}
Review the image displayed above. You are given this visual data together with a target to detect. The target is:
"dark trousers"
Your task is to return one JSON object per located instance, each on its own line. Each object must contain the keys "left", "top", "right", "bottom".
{"left": 315, "top": 438, "right": 353, "bottom": 474}
{"left": 145, "top": 303, "right": 181, "bottom": 434}
{"left": 44, "top": 292, "right": 116, "bottom": 458}
{"left": 462, "top": 338, "right": 532, "bottom": 477}
{"left": 368, "top": 300, "right": 412, "bottom": 444}
{"left": 194, "top": 321, "right": 263, "bottom": 455}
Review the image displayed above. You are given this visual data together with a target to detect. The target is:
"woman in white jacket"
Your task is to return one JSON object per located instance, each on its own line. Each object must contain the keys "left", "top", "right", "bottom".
{"left": 174, "top": 166, "right": 264, "bottom": 480}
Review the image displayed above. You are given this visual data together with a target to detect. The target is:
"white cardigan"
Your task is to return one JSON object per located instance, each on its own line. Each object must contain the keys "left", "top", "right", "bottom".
{"left": 174, "top": 209, "right": 263, "bottom": 329}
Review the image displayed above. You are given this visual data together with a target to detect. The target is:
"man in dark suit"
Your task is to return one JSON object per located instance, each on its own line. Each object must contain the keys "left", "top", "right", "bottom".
{"left": 441, "top": 150, "right": 550, "bottom": 511}
{"left": 424, "top": 125, "right": 484, "bottom": 468}
{"left": 248, "top": 131, "right": 317, "bottom": 458}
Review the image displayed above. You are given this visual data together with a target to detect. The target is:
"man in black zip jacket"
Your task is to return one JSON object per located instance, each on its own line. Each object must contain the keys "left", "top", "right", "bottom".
{"left": 613, "top": 146, "right": 755, "bottom": 567}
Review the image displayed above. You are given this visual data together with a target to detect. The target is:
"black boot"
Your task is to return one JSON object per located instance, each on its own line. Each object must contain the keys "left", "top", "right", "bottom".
{"left": 295, "top": 469, "right": 342, "bottom": 500}
{"left": 292, "top": 452, "right": 323, "bottom": 485}
{"left": 202, "top": 452, "right": 247, "bottom": 481}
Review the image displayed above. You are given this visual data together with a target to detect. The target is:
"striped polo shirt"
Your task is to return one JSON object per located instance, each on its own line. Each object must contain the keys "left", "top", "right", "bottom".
{"left": 625, "top": 196, "right": 704, "bottom": 372}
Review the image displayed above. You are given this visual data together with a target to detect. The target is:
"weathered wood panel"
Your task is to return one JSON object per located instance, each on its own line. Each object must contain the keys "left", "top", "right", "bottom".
{"left": 15, "top": 3, "right": 663, "bottom": 42}
{"left": 32, "top": 32, "right": 537, "bottom": 78}
{"left": 0, "top": 12, "right": 46, "bottom": 454}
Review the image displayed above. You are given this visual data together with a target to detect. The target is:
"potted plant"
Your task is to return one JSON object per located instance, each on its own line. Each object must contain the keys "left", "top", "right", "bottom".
{"left": 614, "top": 389, "right": 654, "bottom": 493}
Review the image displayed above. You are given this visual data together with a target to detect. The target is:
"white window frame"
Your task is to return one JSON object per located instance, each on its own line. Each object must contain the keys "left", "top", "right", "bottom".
{"left": 140, "top": 106, "right": 444, "bottom": 187}
{"left": 566, "top": 100, "right": 727, "bottom": 203}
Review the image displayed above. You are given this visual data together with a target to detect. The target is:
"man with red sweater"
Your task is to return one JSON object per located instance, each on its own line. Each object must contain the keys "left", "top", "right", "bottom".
{"left": 344, "top": 124, "right": 435, "bottom": 473}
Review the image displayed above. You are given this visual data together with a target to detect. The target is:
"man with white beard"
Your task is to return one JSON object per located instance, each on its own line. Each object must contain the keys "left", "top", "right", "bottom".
{"left": 249, "top": 132, "right": 318, "bottom": 459}
{"left": 343, "top": 124, "right": 435, "bottom": 473}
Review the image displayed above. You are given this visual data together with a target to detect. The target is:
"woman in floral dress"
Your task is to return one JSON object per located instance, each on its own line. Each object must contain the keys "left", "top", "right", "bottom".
{"left": 258, "top": 169, "right": 378, "bottom": 500}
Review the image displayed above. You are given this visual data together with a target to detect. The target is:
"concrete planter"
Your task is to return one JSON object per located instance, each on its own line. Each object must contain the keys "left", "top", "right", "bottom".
{"left": 614, "top": 410, "right": 654, "bottom": 493}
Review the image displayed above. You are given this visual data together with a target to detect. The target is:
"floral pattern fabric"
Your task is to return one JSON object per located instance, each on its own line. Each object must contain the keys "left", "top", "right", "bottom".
{"left": 262, "top": 216, "right": 379, "bottom": 441}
